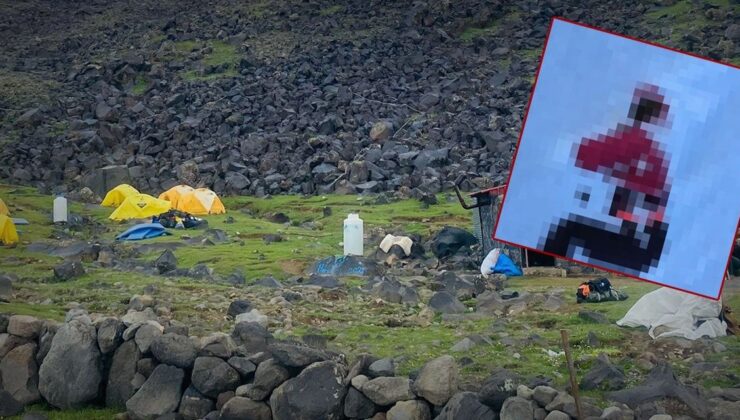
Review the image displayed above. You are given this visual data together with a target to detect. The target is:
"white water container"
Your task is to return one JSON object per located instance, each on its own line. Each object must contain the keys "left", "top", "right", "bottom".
{"left": 343, "top": 213, "right": 364, "bottom": 256}
{"left": 53, "top": 196, "right": 68, "bottom": 224}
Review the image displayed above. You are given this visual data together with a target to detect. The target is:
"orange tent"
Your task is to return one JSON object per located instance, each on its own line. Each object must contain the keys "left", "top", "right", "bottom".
{"left": 158, "top": 185, "right": 195, "bottom": 210}
{"left": 177, "top": 188, "right": 226, "bottom": 215}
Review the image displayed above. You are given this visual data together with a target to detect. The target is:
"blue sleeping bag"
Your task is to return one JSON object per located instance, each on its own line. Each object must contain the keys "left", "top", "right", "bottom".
{"left": 117, "top": 223, "right": 168, "bottom": 241}
{"left": 493, "top": 253, "right": 523, "bottom": 276}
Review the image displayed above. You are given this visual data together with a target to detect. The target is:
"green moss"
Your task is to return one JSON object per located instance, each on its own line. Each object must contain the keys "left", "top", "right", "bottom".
{"left": 0, "top": 70, "right": 57, "bottom": 110}
{"left": 0, "top": 302, "right": 66, "bottom": 321}
{"left": 131, "top": 75, "right": 149, "bottom": 95}
{"left": 48, "top": 120, "right": 69, "bottom": 137}
{"left": 320, "top": 5, "right": 344, "bottom": 16}
{"left": 9, "top": 403, "right": 118, "bottom": 420}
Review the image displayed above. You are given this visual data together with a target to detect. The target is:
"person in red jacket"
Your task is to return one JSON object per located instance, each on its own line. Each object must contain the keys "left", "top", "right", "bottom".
{"left": 542, "top": 83, "right": 672, "bottom": 274}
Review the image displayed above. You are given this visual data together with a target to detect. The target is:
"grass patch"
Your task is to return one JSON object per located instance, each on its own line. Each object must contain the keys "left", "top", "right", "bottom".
{"left": 9, "top": 403, "right": 118, "bottom": 420}
{"left": 178, "top": 40, "right": 240, "bottom": 81}
{"left": 320, "top": 5, "right": 344, "bottom": 16}
{"left": 0, "top": 70, "right": 57, "bottom": 111}
{"left": 131, "top": 75, "right": 149, "bottom": 95}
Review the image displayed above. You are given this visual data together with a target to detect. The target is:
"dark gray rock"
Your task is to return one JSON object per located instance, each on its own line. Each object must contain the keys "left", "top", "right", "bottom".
{"left": 219, "top": 396, "right": 271, "bottom": 420}
{"left": 227, "top": 299, "right": 252, "bottom": 319}
{"left": 137, "top": 358, "right": 156, "bottom": 378}
{"left": 97, "top": 317, "right": 124, "bottom": 355}
{"left": 254, "top": 276, "right": 283, "bottom": 288}
{"left": 429, "top": 291, "right": 466, "bottom": 314}
{"left": 0, "top": 390, "right": 23, "bottom": 417}
{"left": 199, "top": 333, "right": 237, "bottom": 359}
{"left": 368, "top": 358, "right": 395, "bottom": 378}
{"left": 191, "top": 357, "right": 241, "bottom": 398}
{"left": 38, "top": 319, "right": 102, "bottom": 409}
{"left": 106, "top": 340, "right": 142, "bottom": 408}
{"left": 344, "top": 386, "right": 377, "bottom": 419}
{"left": 532, "top": 385, "right": 558, "bottom": 406}
{"left": 371, "top": 278, "right": 419, "bottom": 305}
{"left": 0, "top": 275, "right": 12, "bottom": 301}
{"left": 232, "top": 322, "right": 273, "bottom": 353}
{"left": 435, "top": 392, "right": 495, "bottom": 420}
{"left": 580, "top": 354, "right": 626, "bottom": 391}
{"left": 269, "top": 341, "right": 328, "bottom": 368}
{"left": 360, "top": 376, "right": 415, "bottom": 406}
{"left": 151, "top": 333, "right": 197, "bottom": 369}
{"left": 126, "top": 364, "right": 185, "bottom": 420}
{"left": 35, "top": 322, "right": 57, "bottom": 365}
{"left": 0, "top": 343, "right": 40, "bottom": 405}
{"left": 134, "top": 322, "right": 162, "bottom": 354}
{"left": 306, "top": 274, "right": 341, "bottom": 288}
{"left": 578, "top": 310, "right": 609, "bottom": 324}
{"left": 178, "top": 386, "right": 215, "bottom": 420}
{"left": 155, "top": 250, "right": 177, "bottom": 274}
{"left": 246, "top": 358, "right": 290, "bottom": 401}
{"left": 227, "top": 356, "right": 256, "bottom": 378}
{"left": 52, "top": 261, "right": 85, "bottom": 281}
{"left": 0, "top": 332, "right": 29, "bottom": 359}
{"left": 270, "top": 361, "right": 347, "bottom": 420}
{"left": 478, "top": 369, "right": 521, "bottom": 411}
{"left": 500, "top": 396, "right": 535, "bottom": 420}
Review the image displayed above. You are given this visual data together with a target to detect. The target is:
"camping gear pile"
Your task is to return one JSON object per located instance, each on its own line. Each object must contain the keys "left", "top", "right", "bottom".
{"left": 576, "top": 277, "right": 628, "bottom": 303}
{"left": 480, "top": 248, "right": 523, "bottom": 276}
{"left": 153, "top": 210, "right": 207, "bottom": 229}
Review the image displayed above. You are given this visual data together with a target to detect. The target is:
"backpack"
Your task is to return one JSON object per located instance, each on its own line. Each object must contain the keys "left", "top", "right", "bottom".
{"left": 576, "top": 277, "right": 618, "bottom": 303}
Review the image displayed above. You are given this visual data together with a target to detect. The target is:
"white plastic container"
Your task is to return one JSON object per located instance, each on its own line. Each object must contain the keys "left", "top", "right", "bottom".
{"left": 343, "top": 213, "right": 364, "bottom": 256}
{"left": 53, "top": 195, "right": 68, "bottom": 224}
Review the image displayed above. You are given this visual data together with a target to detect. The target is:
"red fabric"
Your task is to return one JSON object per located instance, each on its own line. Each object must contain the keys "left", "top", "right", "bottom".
{"left": 576, "top": 124, "right": 668, "bottom": 197}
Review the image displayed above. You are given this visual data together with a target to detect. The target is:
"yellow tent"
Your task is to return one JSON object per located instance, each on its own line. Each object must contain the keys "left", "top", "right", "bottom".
{"left": 178, "top": 188, "right": 226, "bottom": 215}
{"left": 0, "top": 198, "right": 9, "bottom": 216}
{"left": 102, "top": 184, "right": 140, "bottom": 207}
{"left": 158, "top": 185, "right": 195, "bottom": 210}
{"left": 0, "top": 215, "right": 18, "bottom": 245}
{"left": 109, "top": 193, "right": 171, "bottom": 221}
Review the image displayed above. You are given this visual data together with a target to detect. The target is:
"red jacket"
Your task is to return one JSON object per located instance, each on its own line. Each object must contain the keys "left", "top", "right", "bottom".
{"left": 576, "top": 124, "right": 669, "bottom": 197}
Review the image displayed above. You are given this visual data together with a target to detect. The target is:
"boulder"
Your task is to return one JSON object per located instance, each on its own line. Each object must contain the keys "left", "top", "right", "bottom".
{"left": 544, "top": 411, "right": 570, "bottom": 420}
{"left": 106, "top": 340, "right": 142, "bottom": 408}
{"left": 0, "top": 343, "right": 40, "bottom": 405}
{"left": 179, "top": 386, "right": 215, "bottom": 420}
{"left": 269, "top": 341, "right": 328, "bottom": 368}
{"left": 227, "top": 299, "right": 253, "bottom": 318}
{"left": 38, "top": 319, "right": 102, "bottom": 409}
{"left": 414, "top": 355, "right": 458, "bottom": 406}
{"left": 0, "top": 333, "right": 30, "bottom": 359}
{"left": 270, "top": 361, "right": 347, "bottom": 420}
{"left": 7, "top": 315, "right": 41, "bottom": 339}
{"left": 428, "top": 291, "right": 466, "bottom": 314}
{"left": 232, "top": 322, "right": 273, "bottom": 353}
{"left": 387, "top": 400, "right": 431, "bottom": 420}
{"left": 126, "top": 364, "right": 185, "bottom": 420}
{"left": 191, "top": 356, "right": 241, "bottom": 398}
{"left": 370, "top": 121, "right": 393, "bottom": 142}
{"left": 435, "top": 392, "right": 495, "bottom": 420}
{"left": 134, "top": 322, "right": 163, "bottom": 353}
{"left": 150, "top": 333, "right": 197, "bottom": 368}
{"left": 368, "top": 358, "right": 395, "bottom": 377}
{"left": 235, "top": 309, "right": 268, "bottom": 328}
{"left": 246, "top": 358, "right": 290, "bottom": 401}
{"left": 53, "top": 261, "right": 86, "bottom": 281}
{"left": 500, "top": 396, "right": 535, "bottom": 420}
{"left": 0, "top": 390, "right": 23, "bottom": 417}
{"left": 155, "top": 250, "right": 177, "bottom": 274}
{"left": 344, "top": 386, "right": 377, "bottom": 419}
{"left": 478, "top": 369, "right": 521, "bottom": 411}
{"left": 97, "top": 317, "right": 124, "bottom": 355}
{"left": 219, "top": 396, "right": 271, "bottom": 420}
{"left": 227, "top": 356, "right": 257, "bottom": 378}
{"left": 35, "top": 322, "right": 57, "bottom": 365}
{"left": 199, "top": 333, "right": 237, "bottom": 359}
{"left": 532, "top": 385, "right": 558, "bottom": 406}
{"left": 580, "top": 354, "right": 626, "bottom": 391}
{"left": 361, "top": 376, "right": 415, "bottom": 406}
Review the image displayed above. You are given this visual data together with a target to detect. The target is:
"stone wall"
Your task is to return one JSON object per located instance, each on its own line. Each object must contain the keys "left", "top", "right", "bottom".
{"left": 0, "top": 310, "right": 634, "bottom": 420}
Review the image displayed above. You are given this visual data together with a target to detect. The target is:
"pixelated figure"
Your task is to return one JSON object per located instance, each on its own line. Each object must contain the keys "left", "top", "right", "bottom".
{"left": 542, "top": 83, "right": 672, "bottom": 274}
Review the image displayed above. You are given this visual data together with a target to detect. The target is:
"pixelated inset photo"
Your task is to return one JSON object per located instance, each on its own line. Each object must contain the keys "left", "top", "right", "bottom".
{"left": 494, "top": 18, "right": 740, "bottom": 299}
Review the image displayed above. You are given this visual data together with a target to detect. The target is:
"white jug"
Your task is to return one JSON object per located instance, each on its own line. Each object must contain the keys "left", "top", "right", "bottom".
{"left": 53, "top": 196, "right": 68, "bottom": 224}
{"left": 343, "top": 213, "right": 364, "bottom": 256}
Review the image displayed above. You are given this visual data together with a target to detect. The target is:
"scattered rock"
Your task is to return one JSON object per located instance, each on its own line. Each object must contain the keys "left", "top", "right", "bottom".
{"left": 578, "top": 310, "right": 609, "bottom": 324}
{"left": 235, "top": 309, "right": 268, "bottom": 328}
{"left": 254, "top": 276, "right": 283, "bottom": 288}
{"left": 431, "top": 227, "right": 477, "bottom": 259}
{"left": 155, "top": 250, "right": 177, "bottom": 274}
{"left": 52, "top": 261, "right": 85, "bottom": 281}
{"left": 126, "top": 364, "right": 185, "bottom": 420}
{"left": 428, "top": 291, "right": 466, "bottom": 314}
{"left": 227, "top": 299, "right": 253, "bottom": 318}
{"left": 580, "top": 354, "right": 626, "bottom": 391}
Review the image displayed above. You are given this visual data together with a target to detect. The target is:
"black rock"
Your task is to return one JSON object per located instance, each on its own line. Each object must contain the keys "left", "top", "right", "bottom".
{"left": 580, "top": 354, "right": 626, "bottom": 391}
{"left": 254, "top": 276, "right": 282, "bottom": 288}
{"left": 150, "top": 333, "right": 198, "bottom": 369}
{"left": 191, "top": 357, "right": 241, "bottom": 398}
{"left": 155, "top": 250, "right": 177, "bottom": 274}
{"left": 227, "top": 299, "right": 253, "bottom": 319}
{"left": 306, "top": 274, "right": 341, "bottom": 288}
{"left": 106, "top": 340, "right": 142, "bottom": 408}
{"left": 268, "top": 341, "right": 328, "bottom": 368}
{"left": 126, "top": 364, "right": 185, "bottom": 419}
{"left": 227, "top": 356, "right": 256, "bottom": 378}
{"left": 0, "top": 390, "right": 23, "bottom": 416}
{"left": 246, "top": 359, "right": 291, "bottom": 401}
{"left": 97, "top": 318, "right": 124, "bottom": 355}
{"left": 436, "top": 392, "right": 496, "bottom": 420}
{"left": 267, "top": 212, "right": 290, "bottom": 224}
{"left": 478, "top": 369, "right": 521, "bottom": 411}
{"left": 232, "top": 322, "right": 273, "bottom": 353}
{"left": 344, "top": 386, "right": 377, "bottom": 419}
{"left": 52, "top": 261, "right": 85, "bottom": 281}
{"left": 578, "top": 310, "right": 609, "bottom": 324}
{"left": 220, "top": 396, "right": 271, "bottom": 420}
{"left": 429, "top": 291, "right": 466, "bottom": 314}
{"left": 270, "top": 361, "right": 347, "bottom": 420}
{"left": 178, "top": 386, "right": 215, "bottom": 420}
{"left": 368, "top": 358, "right": 395, "bottom": 378}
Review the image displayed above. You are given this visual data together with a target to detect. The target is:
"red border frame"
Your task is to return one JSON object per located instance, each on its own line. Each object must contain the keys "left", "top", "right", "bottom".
{"left": 492, "top": 16, "right": 740, "bottom": 301}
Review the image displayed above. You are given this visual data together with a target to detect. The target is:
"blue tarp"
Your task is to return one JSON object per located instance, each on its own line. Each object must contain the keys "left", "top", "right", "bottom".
{"left": 493, "top": 253, "right": 523, "bottom": 276}
{"left": 116, "top": 223, "right": 168, "bottom": 241}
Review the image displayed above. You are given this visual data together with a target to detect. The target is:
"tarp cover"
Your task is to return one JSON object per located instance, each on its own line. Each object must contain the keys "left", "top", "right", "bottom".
{"left": 116, "top": 223, "right": 168, "bottom": 241}
{"left": 493, "top": 253, "right": 523, "bottom": 276}
{"left": 616, "top": 287, "right": 726, "bottom": 340}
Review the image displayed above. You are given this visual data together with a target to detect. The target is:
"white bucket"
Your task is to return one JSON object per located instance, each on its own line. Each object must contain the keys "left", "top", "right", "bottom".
{"left": 53, "top": 196, "right": 68, "bottom": 223}
{"left": 343, "top": 213, "right": 364, "bottom": 256}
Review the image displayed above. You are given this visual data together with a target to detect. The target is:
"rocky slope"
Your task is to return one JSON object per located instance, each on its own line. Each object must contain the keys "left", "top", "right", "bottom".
{"left": 0, "top": 0, "right": 738, "bottom": 197}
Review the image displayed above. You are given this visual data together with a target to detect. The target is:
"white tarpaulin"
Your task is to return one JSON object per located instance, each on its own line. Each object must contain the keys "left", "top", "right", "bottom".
{"left": 480, "top": 248, "right": 501, "bottom": 276}
{"left": 616, "top": 287, "right": 726, "bottom": 340}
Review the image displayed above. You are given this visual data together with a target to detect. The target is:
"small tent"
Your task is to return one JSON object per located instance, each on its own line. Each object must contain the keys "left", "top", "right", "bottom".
{"left": 109, "top": 193, "right": 171, "bottom": 221}
{"left": 0, "top": 198, "right": 9, "bottom": 216}
{"left": 0, "top": 215, "right": 18, "bottom": 245}
{"left": 158, "top": 185, "right": 195, "bottom": 210}
{"left": 178, "top": 188, "right": 226, "bottom": 215}
{"left": 102, "top": 184, "right": 140, "bottom": 208}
